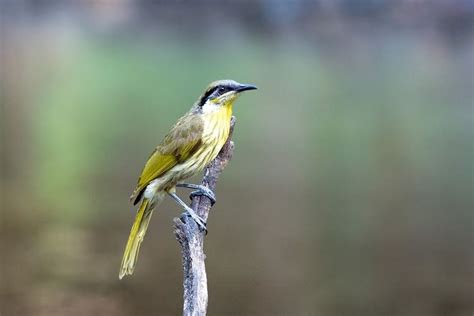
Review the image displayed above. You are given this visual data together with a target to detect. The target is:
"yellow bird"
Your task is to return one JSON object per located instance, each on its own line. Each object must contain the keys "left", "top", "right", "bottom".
{"left": 119, "top": 79, "right": 257, "bottom": 279}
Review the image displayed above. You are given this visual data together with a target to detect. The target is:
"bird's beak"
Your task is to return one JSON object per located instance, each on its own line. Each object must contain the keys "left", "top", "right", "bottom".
{"left": 236, "top": 83, "right": 258, "bottom": 93}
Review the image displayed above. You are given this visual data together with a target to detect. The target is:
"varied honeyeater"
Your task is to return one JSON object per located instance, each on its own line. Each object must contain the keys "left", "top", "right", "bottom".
{"left": 119, "top": 79, "right": 257, "bottom": 279}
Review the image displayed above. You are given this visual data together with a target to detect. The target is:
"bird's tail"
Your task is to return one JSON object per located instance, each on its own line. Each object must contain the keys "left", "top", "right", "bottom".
{"left": 119, "top": 194, "right": 163, "bottom": 279}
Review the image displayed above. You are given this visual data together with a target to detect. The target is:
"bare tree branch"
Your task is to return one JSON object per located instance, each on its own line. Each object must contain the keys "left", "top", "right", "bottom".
{"left": 173, "top": 116, "right": 236, "bottom": 316}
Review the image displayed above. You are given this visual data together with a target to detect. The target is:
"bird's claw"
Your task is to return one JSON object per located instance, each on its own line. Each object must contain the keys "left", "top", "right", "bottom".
{"left": 189, "top": 187, "right": 216, "bottom": 205}
{"left": 181, "top": 211, "right": 208, "bottom": 234}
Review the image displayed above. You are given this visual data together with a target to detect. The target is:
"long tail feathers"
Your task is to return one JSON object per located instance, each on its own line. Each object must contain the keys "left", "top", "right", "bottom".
{"left": 119, "top": 198, "right": 154, "bottom": 279}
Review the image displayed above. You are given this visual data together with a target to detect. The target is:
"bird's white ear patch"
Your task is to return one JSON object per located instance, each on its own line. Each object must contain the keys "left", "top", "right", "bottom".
{"left": 201, "top": 100, "right": 221, "bottom": 114}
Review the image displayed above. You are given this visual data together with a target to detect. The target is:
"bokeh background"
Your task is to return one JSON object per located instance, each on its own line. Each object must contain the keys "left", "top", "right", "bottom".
{"left": 1, "top": 1, "right": 473, "bottom": 315}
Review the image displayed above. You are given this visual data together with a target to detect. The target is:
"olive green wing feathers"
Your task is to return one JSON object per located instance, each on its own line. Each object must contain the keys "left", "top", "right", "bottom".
{"left": 130, "top": 114, "right": 204, "bottom": 204}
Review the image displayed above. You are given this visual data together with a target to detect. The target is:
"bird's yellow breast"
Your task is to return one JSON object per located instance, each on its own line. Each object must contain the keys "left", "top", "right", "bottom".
{"left": 201, "top": 102, "right": 233, "bottom": 147}
{"left": 196, "top": 103, "right": 233, "bottom": 169}
{"left": 156, "top": 103, "right": 233, "bottom": 189}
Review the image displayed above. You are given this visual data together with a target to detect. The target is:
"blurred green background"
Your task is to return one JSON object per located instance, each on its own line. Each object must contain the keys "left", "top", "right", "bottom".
{"left": 1, "top": 1, "right": 473, "bottom": 315}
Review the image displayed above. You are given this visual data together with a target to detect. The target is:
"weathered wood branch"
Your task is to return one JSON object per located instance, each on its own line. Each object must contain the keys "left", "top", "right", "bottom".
{"left": 173, "top": 116, "right": 236, "bottom": 316}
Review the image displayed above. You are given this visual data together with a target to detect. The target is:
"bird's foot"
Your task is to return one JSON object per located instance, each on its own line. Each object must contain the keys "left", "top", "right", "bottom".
{"left": 189, "top": 186, "right": 216, "bottom": 205}
{"left": 181, "top": 211, "right": 208, "bottom": 234}
{"left": 176, "top": 183, "right": 216, "bottom": 205}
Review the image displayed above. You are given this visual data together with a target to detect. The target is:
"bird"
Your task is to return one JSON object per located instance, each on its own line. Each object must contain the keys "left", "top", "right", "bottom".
{"left": 119, "top": 79, "right": 257, "bottom": 279}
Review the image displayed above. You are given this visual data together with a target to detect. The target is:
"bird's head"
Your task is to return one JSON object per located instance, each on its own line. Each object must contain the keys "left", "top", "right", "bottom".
{"left": 196, "top": 79, "right": 257, "bottom": 112}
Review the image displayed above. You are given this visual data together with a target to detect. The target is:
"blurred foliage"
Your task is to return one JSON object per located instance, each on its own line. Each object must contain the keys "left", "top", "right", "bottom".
{"left": 1, "top": 1, "right": 473, "bottom": 315}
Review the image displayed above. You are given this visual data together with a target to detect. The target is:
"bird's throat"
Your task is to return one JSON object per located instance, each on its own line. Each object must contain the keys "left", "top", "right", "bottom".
{"left": 202, "top": 102, "right": 233, "bottom": 144}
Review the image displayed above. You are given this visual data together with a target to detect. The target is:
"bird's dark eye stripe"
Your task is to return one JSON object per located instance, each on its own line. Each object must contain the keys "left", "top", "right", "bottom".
{"left": 207, "top": 87, "right": 220, "bottom": 97}
{"left": 216, "top": 86, "right": 227, "bottom": 93}
{"left": 198, "top": 87, "right": 218, "bottom": 106}
{"left": 198, "top": 85, "right": 231, "bottom": 106}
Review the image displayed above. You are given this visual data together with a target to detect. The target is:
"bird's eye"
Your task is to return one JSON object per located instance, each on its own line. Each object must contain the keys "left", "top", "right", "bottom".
{"left": 218, "top": 87, "right": 226, "bottom": 93}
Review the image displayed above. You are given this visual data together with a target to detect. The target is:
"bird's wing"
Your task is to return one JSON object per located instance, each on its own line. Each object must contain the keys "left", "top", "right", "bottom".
{"left": 130, "top": 114, "right": 204, "bottom": 204}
